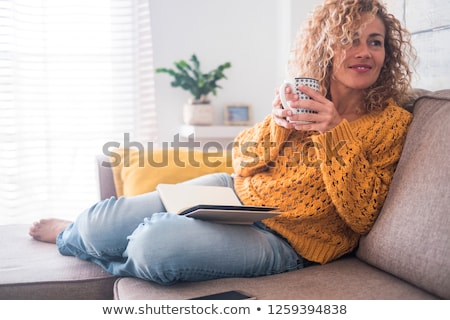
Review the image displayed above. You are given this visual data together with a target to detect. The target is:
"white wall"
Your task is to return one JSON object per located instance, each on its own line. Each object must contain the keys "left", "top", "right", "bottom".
{"left": 149, "top": 0, "right": 321, "bottom": 145}
{"left": 385, "top": 0, "right": 450, "bottom": 91}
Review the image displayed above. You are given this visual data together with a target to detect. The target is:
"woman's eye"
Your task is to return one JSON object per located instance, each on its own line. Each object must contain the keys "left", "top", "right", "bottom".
{"left": 370, "top": 40, "right": 383, "bottom": 47}
{"left": 352, "top": 38, "right": 360, "bottom": 46}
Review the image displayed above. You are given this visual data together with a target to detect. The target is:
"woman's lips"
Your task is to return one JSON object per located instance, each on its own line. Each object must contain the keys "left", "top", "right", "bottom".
{"left": 349, "top": 64, "right": 372, "bottom": 72}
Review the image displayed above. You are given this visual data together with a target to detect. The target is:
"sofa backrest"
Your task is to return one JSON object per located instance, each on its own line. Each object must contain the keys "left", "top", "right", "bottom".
{"left": 356, "top": 90, "right": 450, "bottom": 299}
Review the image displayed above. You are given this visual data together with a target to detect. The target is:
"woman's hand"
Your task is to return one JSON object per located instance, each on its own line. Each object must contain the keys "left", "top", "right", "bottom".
{"left": 272, "top": 84, "right": 343, "bottom": 133}
{"left": 272, "top": 85, "right": 297, "bottom": 129}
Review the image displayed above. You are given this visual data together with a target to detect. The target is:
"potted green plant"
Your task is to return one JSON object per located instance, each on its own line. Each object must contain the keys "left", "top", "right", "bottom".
{"left": 156, "top": 54, "right": 231, "bottom": 125}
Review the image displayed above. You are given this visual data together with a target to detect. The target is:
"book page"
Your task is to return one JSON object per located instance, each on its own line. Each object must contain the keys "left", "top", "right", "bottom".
{"left": 156, "top": 184, "right": 242, "bottom": 214}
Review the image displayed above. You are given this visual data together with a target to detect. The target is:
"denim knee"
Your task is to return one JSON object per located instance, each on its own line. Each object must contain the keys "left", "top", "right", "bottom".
{"left": 75, "top": 197, "right": 128, "bottom": 257}
{"left": 124, "top": 213, "right": 192, "bottom": 284}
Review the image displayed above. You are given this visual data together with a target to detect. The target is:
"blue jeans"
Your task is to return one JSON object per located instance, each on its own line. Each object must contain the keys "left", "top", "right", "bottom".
{"left": 57, "top": 173, "right": 306, "bottom": 285}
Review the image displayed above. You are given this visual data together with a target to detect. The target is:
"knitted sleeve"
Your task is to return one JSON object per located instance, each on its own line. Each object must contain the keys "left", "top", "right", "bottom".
{"left": 232, "top": 115, "right": 292, "bottom": 176}
{"left": 311, "top": 105, "right": 412, "bottom": 234}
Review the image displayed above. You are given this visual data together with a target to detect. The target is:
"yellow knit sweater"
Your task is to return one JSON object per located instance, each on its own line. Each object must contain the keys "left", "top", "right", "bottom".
{"left": 232, "top": 103, "right": 412, "bottom": 264}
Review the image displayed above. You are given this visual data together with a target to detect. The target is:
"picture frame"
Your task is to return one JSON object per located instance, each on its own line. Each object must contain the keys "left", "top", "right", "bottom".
{"left": 224, "top": 104, "right": 252, "bottom": 125}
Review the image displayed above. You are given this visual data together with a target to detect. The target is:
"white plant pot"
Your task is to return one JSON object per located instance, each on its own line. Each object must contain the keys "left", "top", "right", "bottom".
{"left": 183, "top": 103, "right": 214, "bottom": 125}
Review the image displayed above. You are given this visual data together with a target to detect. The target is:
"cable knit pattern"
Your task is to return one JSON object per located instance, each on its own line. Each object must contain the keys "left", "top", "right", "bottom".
{"left": 232, "top": 103, "right": 412, "bottom": 264}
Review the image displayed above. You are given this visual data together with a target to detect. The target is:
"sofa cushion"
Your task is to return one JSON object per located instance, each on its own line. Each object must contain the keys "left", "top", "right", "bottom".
{"left": 110, "top": 148, "right": 233, "bottom": 197}
{"left": 403, "top": 88, "right": 431, "bottom": 112}
{"left": 0, "top": 224, "right": 117, "bottom": 299}
{"left": 357, "top": 90, "right": 450, "bottom": 299}
{"left": 113, "top": 257, "right": 436, "bottom": 300}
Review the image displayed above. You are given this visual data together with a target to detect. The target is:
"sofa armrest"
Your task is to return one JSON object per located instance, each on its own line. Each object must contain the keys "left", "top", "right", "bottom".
{"left": 95, "top": 154, "right": 117, "bottom": 200}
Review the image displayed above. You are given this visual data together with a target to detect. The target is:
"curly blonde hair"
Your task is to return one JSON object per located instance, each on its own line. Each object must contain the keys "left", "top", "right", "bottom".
{"left": 288, "top": 0, "right": 416, "bottom": 112}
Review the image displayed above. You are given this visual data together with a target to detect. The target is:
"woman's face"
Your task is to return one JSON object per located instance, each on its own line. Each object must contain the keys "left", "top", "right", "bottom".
{"left": 331, "top": 14, "right": 386, "bottom": 92}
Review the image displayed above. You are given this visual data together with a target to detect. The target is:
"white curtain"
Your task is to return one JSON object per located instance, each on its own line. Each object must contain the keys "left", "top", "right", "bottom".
{"left": 0, "top": 0, "right": 157, "bottom": 225}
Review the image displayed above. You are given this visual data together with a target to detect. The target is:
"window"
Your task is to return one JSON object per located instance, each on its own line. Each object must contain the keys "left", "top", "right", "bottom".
{"left": 0, "top": 0, "right": 157, "bottom": 224}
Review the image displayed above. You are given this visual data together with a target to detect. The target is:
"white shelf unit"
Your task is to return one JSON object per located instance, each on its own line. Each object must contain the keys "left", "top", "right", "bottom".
{"left": 179, "top": 125, "right": 250, "bottom": 150}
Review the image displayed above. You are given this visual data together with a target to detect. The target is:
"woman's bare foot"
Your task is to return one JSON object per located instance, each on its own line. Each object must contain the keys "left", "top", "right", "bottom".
{"left": 28, "top": 218, "right": 72, "bottom": 243}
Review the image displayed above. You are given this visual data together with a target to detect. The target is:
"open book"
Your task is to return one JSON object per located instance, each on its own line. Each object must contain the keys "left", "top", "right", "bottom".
{"left": 156, "top": 184, "right": 280, "bottom": 224}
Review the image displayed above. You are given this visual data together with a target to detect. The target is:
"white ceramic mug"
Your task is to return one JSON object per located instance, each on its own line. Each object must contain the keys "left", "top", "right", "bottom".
{"left": 279, "top": 77, "right": 319, "bottom": 124}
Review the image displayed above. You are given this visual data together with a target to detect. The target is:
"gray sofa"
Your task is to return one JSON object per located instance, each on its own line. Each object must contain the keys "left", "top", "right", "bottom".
{"left": 1, "top": 89, "right": 449, "bottom": 300}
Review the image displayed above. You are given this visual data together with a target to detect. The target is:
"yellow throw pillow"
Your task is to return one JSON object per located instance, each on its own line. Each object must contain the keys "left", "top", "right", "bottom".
{"left": 110, "top": 148, "right": 234, "bottom": 197}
